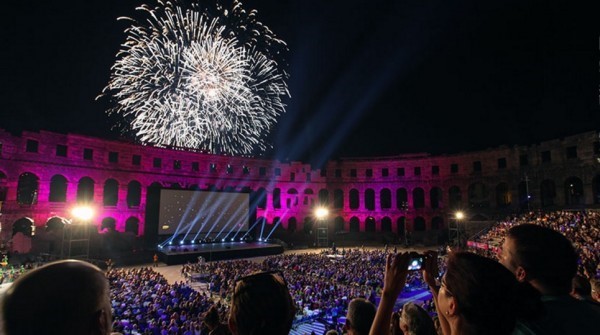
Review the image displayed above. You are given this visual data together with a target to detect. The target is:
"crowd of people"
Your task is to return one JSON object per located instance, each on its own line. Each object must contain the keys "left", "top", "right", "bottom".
{"left": 470, "top": 210, "right": 600, "bottom": 280}
{"left": 2, "top": 210, "right": 600, "bottom": 335}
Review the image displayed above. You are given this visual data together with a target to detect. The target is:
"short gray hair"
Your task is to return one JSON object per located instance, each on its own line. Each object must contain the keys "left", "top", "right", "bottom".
{"left": 400, "top": 302, "right": 436, "bottom": 335}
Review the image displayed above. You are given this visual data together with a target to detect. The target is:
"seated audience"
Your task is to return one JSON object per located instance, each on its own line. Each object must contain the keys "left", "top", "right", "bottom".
{"left": 343, "top": 298, "right": 376, "bottom": 335}
{"left": 228, "top": 271, "right": 296, "bottom": 335}
{"left": 1, "top": 260, "right": 112, "bottom": 335}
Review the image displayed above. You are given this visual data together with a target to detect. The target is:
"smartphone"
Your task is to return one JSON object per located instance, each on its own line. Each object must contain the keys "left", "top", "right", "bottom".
{"left": 407, "top": 256, "right": 424, "bottom": 271}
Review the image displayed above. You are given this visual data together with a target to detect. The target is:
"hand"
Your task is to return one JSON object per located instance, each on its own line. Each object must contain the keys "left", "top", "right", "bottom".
{"left": 421, "top": 251, "right": 439, "bottom": 289}
{"left": 382, "top": 252, "right": 410, "bottom": 299}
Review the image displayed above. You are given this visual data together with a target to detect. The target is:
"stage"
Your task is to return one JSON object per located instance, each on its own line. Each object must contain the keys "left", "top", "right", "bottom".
{"left": 158, "top": 241, "right": 284, "bottom": 265}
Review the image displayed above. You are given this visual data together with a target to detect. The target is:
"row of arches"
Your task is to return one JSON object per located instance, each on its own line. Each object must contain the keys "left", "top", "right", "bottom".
{"left": 258, "top": 215, "right": 445, "bottom": 233}
{"left": 11, "top": 216, "right": 140, "bottom": 236}
{"left": 14, "top": 173, "right": 142, "bottom": 207}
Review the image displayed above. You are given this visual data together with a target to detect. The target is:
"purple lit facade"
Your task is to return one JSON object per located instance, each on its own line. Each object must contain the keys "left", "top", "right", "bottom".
{"left": 0, "top": 129, "right": 599, "bottom": 247}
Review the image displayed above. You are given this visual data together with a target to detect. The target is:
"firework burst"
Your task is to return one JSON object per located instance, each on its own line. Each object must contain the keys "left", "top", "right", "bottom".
{"left": 101, "top": 0, "right": 289, "bottom": 155}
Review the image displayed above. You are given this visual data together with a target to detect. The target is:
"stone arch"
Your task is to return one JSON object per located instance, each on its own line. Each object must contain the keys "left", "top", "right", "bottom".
{"left": 396, "top": 188, "right": 408, "bottom": 209}
{"left": 430, "top": 187, "right": 443, "bottom": 209}
{"left": 468, "top": 182, "right": 489, "bottom": 208}
{"left": 287, "top": 217, "right": 297, "bottom": 232}
{"left": 349, "top": 189, "right": 360, "bottom": 209}
{"left": 381, "top": 217, "right": 392, "bottom": 232}
{"left": 593, "top": 175, "right": 600, "bottom": 204}
{"left": 414, "top": 216, "right": 426, "bottom": 231}
{"left": 365, "top": 217, "right": 376, "bottom": 232}
{"left": 287, "top": 188, "right": 298, "bottom": 208}
{"left": 273, "top": 188, "right": 281, "bottom": 208}
{"left": 413, "top": 188, "right": 425, "bottom": 209}
{"left": 304, "top": 188, "right": 315, "bottom": 206}
{"left": 49, "top": 174, "right": 68, "bottom": 202}
{"left": 449, "top": 186, "right": 461, "bottom": 209}
{"left": 127, "top": 180, "right": 142, "bottom": 207}
{"left": 303, "top": 217, "right": 314, "bottom": 234}
{"left": 125, "top": 217, "right": 140, "bottom": 235}
{"left": 17, "top": 172, "right": 39, "bottom": 205}
{"left": 495, "top": 182, "right": 511, "bottom": 208}
{"left": 77, "top": 176, "right": 95, "bottom": 203}
{"left": 101, "top": 217, "right": 117, "bottom": 231}
{"left": 334, "top": 216, "right": 345, "bottom": 232}
{"left": 333, "top": 189, "right": 344, "bottom": 209}
{"left": 380, "top": 188, "right": 391, "bottom": 209}
{"left": 103, "top": 178, "right": 119, "bottom": 206}
{"left": 397, "top": 217, "right": 406, "bottom": 236}
{"left": 518, "top": 181, "right": 531, "bottom": 210}
{"left": 431, "top": 216, "right": 444, "bottom": 230}
{"left": 564, "top": 177, "right": 584, "bottom": 206}
{"left": 13, "top": 217, "right": 34, "bottom": 237}
{"left": 45, "top": 216, "right": 68, "bottom": 232}
{"left": 255, "top": 187, "right": 267, "bottom": 209}
{"left": 365, "top": 189, "right": 375, "bottom": 210}
{"left": 349, "top": 216, "right": 360, "bottom": 232}
{"left": 318, "top": 189, "right": 329, "bottom": 205}
{"left": 540, "top": 179, "right": 556, "bottom": 207}
{"left": 0, "top": 170, "right": 7, "bottom": 201}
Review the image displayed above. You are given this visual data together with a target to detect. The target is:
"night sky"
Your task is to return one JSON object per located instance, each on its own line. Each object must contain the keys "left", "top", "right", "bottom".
{"left": 2, "top": 0, "right": 598, "bottom": 167}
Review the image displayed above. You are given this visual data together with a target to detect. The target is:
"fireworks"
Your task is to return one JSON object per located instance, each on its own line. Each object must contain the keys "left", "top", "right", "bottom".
{"left": 101, "top": 0, "right": 289, "bottom": 155}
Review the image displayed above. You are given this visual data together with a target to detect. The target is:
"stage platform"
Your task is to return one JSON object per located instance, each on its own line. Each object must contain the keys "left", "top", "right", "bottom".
{"left": 158, "top": 242, "right": 284, "bottom": 265}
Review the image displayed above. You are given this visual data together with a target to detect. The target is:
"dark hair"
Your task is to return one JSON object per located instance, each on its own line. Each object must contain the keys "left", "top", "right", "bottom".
{"left": 507, "top": 224, "right": 578, "bottom": 294}
{"left": 229, "top": 271, "right": 295, "bottom": 335}
{"left": 572, "top": 275, "right": 592, "bottom": 297}
{"left": 346, "top": 298, "right": 376, "bottom": 335}
{"left": 444, "top": 252, "right": 519, "bottom": 335}
{"left": 2, "top": 260, "right": 111, "bottom": 335}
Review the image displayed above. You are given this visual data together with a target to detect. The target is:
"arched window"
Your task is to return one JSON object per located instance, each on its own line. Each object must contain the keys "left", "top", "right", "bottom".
{"left": 17, "top": 173, "right": 39, "bottom": 205}
{"left": 397, "top": 217, "right": 406, "bottom": 236}
{"left": 449, "top": 186, "right": 461, "bottom": 209}
{"left": 103, "top": 179, "right": 119, "bottom": 206}
{"left": 365, "top": 217, "right": 376, "bottom": 232}
{"left": 349, "top": 189, "right": 360, "bottom": 209}
{"left": 13, "top": 217, "right": 34, "bottom": 237}
{"left": 127, "top": 180, "right": 142, "bottom": 207}
{"left": 45, "top": 216, "right": 67, "bottom": 232}
{"left": 303, "top": 217, "right": 313, "bottom": 234}
{"left": 77, "top": 177, "right": 95, "bottom": 203}
{"left": 49, "top": 175, "right": 68, "bottom": 202}
{"left": 414, "top": 217, "right": 426, "bottom": 231}
{"left": 365, "top": 189, "right": 375, "bottom": 210}
{"left": 468, "top": 182, "right": 489, "bottom": 208}
{"left": 413, "top": 188, "right": 425, "bottom": 209}
{"left": 430, "top": 187, "right": 442, "bottom": 209}
{"left": 318, "top": 189, "right": 329, "bottom": 205}
{"left": 125, "top": 217, "right": 140, "bottom": 235}
{"left": 101, "top": 217, "right": 116, "bottom": 231}
{"left": 396, "top": 188, "right": 408, "bottom": 210}
{"left": 349, "top": 217, "right": 360, "bottom": 232}
{"left": 0, "top": 171, "right": 7, "bottom": 202}
{"left": 255, "top": 187, "right": 267, "bottom": 209}
{"left": 334, "top": 216, "right": 345, "bottom": 232}
{"left": 287, "top": 217, "right": 297, "bottom": 232}
{"left": 495, "top": 183, "right": 511, "bottom": 208}
{"left": 380, "top": 189, "right": 391, "bottom": 209}
{"left": 564, "top": 177, "right": 584, "bottom": 206}
{"left": 273, "top": 188, "right": 281, "bottom": 209}
{"left": 333, "top": 189, "right": 344, "bottom": 209}
{"left": 431, "top": 216, "right": 444, "bottom": 230}
{"left": 381, "top": 217, "right": 392, "bottom": 232}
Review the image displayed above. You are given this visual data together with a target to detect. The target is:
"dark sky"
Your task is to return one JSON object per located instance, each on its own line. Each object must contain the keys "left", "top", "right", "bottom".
{"left": 2, "top": 0, "right": 598, "bottom": 167}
